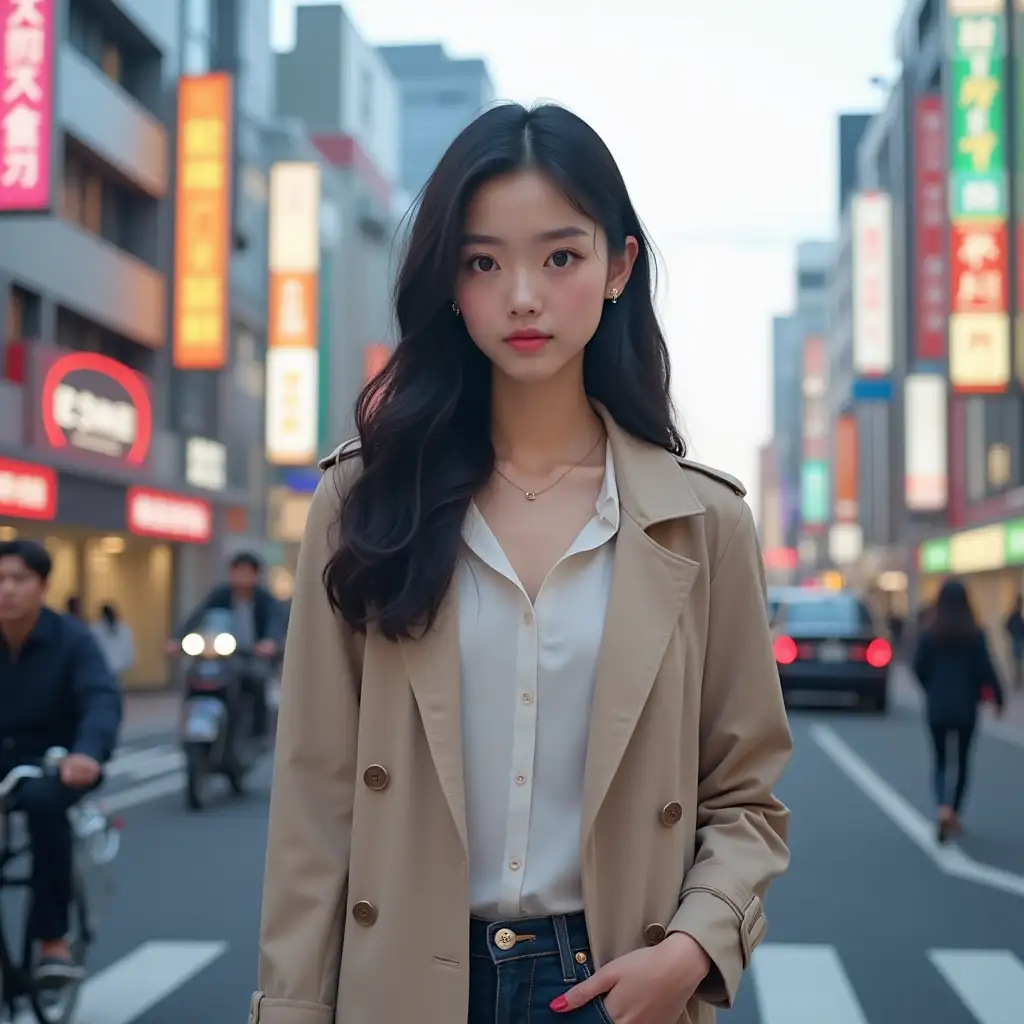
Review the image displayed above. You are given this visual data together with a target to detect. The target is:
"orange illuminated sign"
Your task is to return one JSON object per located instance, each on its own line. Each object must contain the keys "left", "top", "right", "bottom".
{"left": 833, "top": 414, "right": 859, "bottom": 522}
{"left": 172, "top": 73, "right": 233, "bottom": 370}
{"left": 269, "top": 272, "right": 318, "bottom": 349}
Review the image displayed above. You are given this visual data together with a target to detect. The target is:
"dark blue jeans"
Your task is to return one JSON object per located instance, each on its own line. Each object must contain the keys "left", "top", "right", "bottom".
{"left": 469, "top": 912, "right": 614, "bottom": 1024}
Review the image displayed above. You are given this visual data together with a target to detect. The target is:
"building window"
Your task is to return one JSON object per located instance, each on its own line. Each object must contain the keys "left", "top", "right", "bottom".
{"left": 56, "top": 306, "right": 153, "bottom": 374}
{"left": 61, "top": 149, "right": 103, "bottom": 235}
{"left": 100, "top": 41, "right": 121, "bottom": 83}
{"left": 360, "top": 68, "right": 373, "bottom": 130}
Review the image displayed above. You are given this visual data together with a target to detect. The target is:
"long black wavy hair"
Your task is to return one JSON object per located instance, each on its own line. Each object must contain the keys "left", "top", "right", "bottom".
{"left": 324, "top": 102, "right": 684, "bottom": 641}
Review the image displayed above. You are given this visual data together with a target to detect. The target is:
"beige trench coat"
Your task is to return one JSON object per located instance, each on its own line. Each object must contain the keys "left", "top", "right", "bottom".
{"left": 250, "top": 409, "right": 792, "bottom": 1024}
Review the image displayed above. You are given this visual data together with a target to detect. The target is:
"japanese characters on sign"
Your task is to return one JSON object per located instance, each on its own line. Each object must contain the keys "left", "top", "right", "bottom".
{"left": 126, "top": 487, "right": 212, "bottom": 544}
{"left": 0, "top": 456, "right": 55, "bottom": 520}
{"left": 947, "top": 4, "right": 1010, "bottom": 391}
{"left": 266, "top": 162, "right": 321, "bottom": 467}
{"left": 172, "top": 73, "right": 233, "bottom": 370}
{"left": 0, "top": 0, "right": 53, "bottom": 212}
{"left": 851, "top": 192, "right": 894, "bottom": 377}
{"left": 914, "top": 96, "right": 946, "bottom": 362}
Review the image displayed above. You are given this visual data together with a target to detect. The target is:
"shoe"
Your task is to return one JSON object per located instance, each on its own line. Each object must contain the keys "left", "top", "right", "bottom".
{"left": 34, "top": 955, "right": 85, "bottom": 987}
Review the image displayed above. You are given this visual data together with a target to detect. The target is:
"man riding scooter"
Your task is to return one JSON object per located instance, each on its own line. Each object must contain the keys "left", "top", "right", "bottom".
{"left": 169, "top": 552, "right": 285, "bottom": 742}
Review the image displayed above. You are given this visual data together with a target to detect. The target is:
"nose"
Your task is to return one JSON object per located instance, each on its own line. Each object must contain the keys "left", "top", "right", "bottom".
{"left": 508, "top": 267, "right": 541, "bottom": 317}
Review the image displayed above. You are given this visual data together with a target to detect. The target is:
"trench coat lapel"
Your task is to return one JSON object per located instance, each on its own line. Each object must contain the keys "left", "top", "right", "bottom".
{"left": 399, "top": 588, "right": 468, "bottom": 851}
{"left": 580, "top": 409, "right": 704, "bottom": 844}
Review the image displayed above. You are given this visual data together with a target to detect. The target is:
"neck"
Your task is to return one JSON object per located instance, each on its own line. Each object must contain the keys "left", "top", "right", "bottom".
{"left": 491, "top": 359, "right": 602, "bottom": 472}
{"left": 1, "top": 610, "right": 40, "bottom": 649}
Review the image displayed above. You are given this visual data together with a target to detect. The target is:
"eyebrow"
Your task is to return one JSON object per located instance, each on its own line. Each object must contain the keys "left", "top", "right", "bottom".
{"left": 461, "top": 226, "right": 590, "bottom": 245}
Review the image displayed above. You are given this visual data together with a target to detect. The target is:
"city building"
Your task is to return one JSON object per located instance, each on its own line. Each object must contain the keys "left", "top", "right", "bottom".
{"left": 274, "top": 2, "right": 402, "bottom": 446}
{"left": 766, "top": 241, "right": 831, "bottom": 577}
{"left": 378, "top": 43, "right": 495, "bottom": 201}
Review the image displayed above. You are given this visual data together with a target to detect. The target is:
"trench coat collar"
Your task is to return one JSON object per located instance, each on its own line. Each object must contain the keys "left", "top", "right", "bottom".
{"left": 400, "top": 404, "right": 706, "bottom": 854}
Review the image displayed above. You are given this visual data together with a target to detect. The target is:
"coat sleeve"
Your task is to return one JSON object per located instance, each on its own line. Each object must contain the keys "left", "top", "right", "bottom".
{"left": 253, "top": 473, "right": 363, "bottom": 1024}
{"left": 70, "top": 627, "right": 123, "bottom": 764}
{"left": 668, "top": 501, "right": 793, "bottom": 1008}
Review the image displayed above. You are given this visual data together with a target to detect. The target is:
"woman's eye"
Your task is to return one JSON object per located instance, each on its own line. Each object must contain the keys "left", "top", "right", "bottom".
{"left": 470, "top": 255, "right": 497, "bottom": 272}
{"left": 547, "top": 249, "right": 578, "bottom": 269}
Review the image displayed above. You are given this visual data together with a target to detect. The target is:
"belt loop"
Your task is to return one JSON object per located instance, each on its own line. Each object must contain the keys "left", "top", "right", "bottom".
{"left": 552, "top": 915, "right": 575, "bottom": 983}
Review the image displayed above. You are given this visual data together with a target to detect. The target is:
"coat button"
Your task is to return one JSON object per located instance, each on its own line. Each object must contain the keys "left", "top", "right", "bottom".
{"left": 352, "top": 901, "right": 378, "bottom": 926}
{"left": 363, "top": 765, "right": 388, "bottom": 790}
{"left": 660, "top": 801, "right": 683, "bottom": 826}
{"left": 643, "top": 923, "right": 667, "bottom": 945}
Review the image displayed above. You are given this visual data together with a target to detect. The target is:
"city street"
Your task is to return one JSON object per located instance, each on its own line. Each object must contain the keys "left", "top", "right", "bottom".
{"left": 2, "top": 695, "right": 1021, "bottom": 1024}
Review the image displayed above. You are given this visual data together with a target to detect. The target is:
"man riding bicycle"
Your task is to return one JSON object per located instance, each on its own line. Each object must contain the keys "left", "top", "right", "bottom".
{"left": 170, "top": 552, "right": 284, "bottom": 739}
{"left": 0, "top": 540, "right": 122, "bottom": 986}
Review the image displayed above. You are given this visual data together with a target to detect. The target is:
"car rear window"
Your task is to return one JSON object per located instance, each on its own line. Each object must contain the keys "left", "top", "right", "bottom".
{"left": 782, "top": 598, "right": 874, "bottom": 631}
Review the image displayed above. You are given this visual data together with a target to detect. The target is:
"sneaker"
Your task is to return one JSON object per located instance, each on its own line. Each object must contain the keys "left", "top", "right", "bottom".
{"left": 34, "top": 955, "right": 85, "bottom": 987}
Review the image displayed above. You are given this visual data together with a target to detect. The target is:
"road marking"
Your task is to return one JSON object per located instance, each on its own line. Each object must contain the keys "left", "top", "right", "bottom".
{"left": 810, "top": 724, "right": 1024, "bottom": 899}
{"left": 106, "top": 746, "right": 185, "bottom": 781}
{"left": 13, "top": 941, "right": 226, "bottom": 1024}
{"left": 100, "top": 772, "right": 185, "bottom": 813}
{"left": 751, "top": 944, "right": 869, "bottom": 1024}
{"left": 928, "top": 949, "right": 1024, "bottom": 1024}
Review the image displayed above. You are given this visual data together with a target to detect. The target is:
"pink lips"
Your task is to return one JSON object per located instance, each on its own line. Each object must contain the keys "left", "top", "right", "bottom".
{"left": 504, "top": 331, "right": 551, "bottom": 352}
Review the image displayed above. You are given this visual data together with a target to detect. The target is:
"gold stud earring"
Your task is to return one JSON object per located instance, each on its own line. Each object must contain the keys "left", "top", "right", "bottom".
{"left": 609, "top": 288, "right": 619, "bottom": 304}
{"left": 452, "top": 302, "right": 461, "bottom": 317}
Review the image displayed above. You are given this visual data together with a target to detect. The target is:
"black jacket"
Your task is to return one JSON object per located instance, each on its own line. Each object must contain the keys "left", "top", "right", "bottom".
{"left": 0, "top": 608, "right": 123, "bottom": 769}
{"left": 178, "top": 584, "right": 284, "bottom": 645}
{"left": 912, "top": 627, "right": 1005, "bottom": 728}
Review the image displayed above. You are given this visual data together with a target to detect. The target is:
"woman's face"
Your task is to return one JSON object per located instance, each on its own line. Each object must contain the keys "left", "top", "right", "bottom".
{"left": 454, "top": 169, "right": 637, "bottom": 384}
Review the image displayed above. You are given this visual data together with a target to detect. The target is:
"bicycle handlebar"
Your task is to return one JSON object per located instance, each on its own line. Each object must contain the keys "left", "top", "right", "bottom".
{"left": 0, "top": 746, "right": 69, "bottom": 800}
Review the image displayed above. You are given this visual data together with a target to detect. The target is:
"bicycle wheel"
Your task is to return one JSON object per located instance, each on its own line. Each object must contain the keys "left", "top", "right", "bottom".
{"left": 25, "top": 872, "right": 88, "bottom": 1024}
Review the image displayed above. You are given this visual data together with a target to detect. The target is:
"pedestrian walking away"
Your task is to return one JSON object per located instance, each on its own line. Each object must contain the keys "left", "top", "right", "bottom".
{"left": 912, "top": 578, "right": 1006, "bottom": 844}
{"left": 252, "top": 102, "right": 792, "bottom": 1024}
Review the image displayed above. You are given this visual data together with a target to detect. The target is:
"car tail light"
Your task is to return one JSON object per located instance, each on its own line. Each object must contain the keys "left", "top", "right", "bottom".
{"left": 773, "top": 635, "right": 798, "bottom": 665}
{"left": 866, "top": 638, "right": 892, "bottom": 668}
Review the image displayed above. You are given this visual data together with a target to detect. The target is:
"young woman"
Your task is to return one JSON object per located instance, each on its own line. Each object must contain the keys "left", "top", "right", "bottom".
{"left": 252, "top": 102, "right": 792, "bottom": 1024}
{"left": 913, "top": 579, "right": 1005, "bottom": 843}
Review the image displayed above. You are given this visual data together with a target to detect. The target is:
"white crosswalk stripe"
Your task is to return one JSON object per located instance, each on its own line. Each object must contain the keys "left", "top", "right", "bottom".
{"left": 751, "top": 944, "right": 869, "bottom": 1024}
{"left": 105, "top": 746, "right": 185, "bottom": 783}
{"left": 751, "top": 943, "right": 1024, "bottom": 1024}
{"left": 12, "top": 940, "right": 226, "bottom": 1024}
{"left": 928, "top": 949, "right": 1024, "bottom": 1024}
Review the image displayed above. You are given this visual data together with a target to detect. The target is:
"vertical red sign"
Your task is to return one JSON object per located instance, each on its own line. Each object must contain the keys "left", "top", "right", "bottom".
{"left": 914, "top": 95, "right": 946, "bottom": 362}
{"left": 0, "top": 0, "right": 55, "bottom": 212}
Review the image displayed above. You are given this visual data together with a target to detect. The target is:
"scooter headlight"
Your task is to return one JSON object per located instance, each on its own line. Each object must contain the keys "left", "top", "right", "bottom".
{"left": 213, "top": 632, "right": 237, "bottom": 656}
{"left": 181, "top": 633, "right": 205, "bottom": 656}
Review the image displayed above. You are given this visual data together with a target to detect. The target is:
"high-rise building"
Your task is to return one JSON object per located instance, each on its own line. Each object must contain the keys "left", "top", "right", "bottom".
{"left": 274, "top": 3, "right": 402, "bottom": 445}
{"left": 378, "top": 43, "right": 495, "bottom": 201}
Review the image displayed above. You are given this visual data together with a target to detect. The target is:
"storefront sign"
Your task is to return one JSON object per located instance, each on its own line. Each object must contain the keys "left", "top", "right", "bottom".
{"left": 126, "top": 487, "right": 212, "bottom": 544}
{"left": 904, "top": 373, "right": 948, "bottom": 511}
{"left": 915, "top": 95, "right": 946, "bottom": 362}
{"left": 0, "top": 0, "right": 54, "bottom": 212}
{"left": 37, "top": 350, "right": 153, "bottom": 467}
{"left": 948, "top": 6, "right": 1009, "bottom": 391}
{"left": 185, "top": 436, "right": 225, "bottom": 491}
{"left": 266, "top": 161, "right": 321, "bottom": 466}
{"left": 918, "top": 536, "right": 952, "bottom": 574}
{"left": 0, "top": 455, "right": 54, "bottom": 520}
{"left": 833, "top": 414, "right": 858, "bottom": 522}
{"left": 851, "top": 192, "right": 894, "bottom": 377}
{"left": 173, "top": 73, "right": 233, "bottom": 370}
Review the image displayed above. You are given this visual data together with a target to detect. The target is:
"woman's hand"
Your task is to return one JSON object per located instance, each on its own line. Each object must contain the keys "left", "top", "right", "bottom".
{"left": 550, "top": 932, "right": 711, "bottom": 1022}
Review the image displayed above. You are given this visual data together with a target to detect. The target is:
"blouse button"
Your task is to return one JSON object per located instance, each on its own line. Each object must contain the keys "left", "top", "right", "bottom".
{"left": 643, "top": 923, "right": 667, "bottom": 945}
{"left": 524, "top": 610, "right": 533, "bottom": 624}
{"left": 362, "top": 765, "right": 388, "bottom": 790}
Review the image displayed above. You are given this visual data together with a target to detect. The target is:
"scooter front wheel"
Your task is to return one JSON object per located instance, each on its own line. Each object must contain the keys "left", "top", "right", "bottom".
{"left": 184, "top": 744, "right": 213, "bottom": 811}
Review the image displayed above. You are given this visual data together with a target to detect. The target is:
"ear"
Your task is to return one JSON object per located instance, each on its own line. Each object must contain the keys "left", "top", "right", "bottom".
{"left": 606, "top": 235, "right": 639, "bottom": 299}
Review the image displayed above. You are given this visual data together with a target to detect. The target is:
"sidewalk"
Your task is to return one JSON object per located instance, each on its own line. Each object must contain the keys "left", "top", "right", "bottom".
{"left": 890, "top": 662, "right": 1024, "bottom": 746}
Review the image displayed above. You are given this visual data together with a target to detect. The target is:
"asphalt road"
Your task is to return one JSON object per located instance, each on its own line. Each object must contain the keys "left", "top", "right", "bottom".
{"left": 1, "top": 695, "right": 1021, "bottom": 1024}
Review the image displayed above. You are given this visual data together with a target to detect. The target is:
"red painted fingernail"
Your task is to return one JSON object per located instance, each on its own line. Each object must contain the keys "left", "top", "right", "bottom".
{"left": 550, "top": 995, "right": 569, "bottom": 1012}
